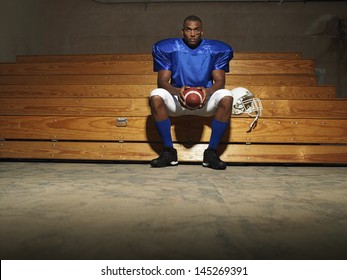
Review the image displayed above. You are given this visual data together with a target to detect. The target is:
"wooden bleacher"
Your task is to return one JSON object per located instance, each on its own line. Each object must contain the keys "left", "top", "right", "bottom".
{"left": 0, "top": 52, "right": 346, "bottom": 164}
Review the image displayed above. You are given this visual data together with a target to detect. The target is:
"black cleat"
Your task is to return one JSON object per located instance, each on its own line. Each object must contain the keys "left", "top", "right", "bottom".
{"left": 202, "top": 148, "right": 226, "bottom": 170}
{"left": 151, "top": 147, "right": 178, "bottom": 167}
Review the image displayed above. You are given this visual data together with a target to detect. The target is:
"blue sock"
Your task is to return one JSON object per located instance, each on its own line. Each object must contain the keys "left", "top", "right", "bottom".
{"left": 208, "top": 119, "right": 229, "bottom": 150}
{"left": 154, "top": 118, "right": 173, "bottom": 148}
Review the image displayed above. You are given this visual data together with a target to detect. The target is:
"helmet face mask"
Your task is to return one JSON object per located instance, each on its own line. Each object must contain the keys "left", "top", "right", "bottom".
{"left": 241, "top": 97, "right": 262, "bottom": 117}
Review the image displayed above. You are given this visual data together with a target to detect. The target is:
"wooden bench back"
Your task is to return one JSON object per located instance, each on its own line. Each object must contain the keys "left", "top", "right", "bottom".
{"left": 16, "top": 52, "right": 303, "bottom": 62}
{"left": 0, "top": 74, "right": 318, "bottom": 86}
{"left": 0, "top": 59, "right": 315, "bottom": 76}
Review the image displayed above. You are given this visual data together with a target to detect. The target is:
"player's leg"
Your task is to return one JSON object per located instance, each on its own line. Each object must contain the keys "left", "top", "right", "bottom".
{"left": 208, "top": 91, "right": 233, "bottom": 150}
{"left": 203, "top": 89, "right": 233, "bottom": 170}
{"left": 149, "top": 88, "right": 181, "bottom": 167}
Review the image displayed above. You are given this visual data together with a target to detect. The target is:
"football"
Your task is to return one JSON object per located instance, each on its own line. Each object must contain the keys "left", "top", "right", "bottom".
{"left": 183, "top": 87, "right": 204, "bottom": 110}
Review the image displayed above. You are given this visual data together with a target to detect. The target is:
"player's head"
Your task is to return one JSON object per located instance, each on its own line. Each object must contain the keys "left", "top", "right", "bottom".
{"left": 182, "top": 15, "right": 204, "bottom": 48}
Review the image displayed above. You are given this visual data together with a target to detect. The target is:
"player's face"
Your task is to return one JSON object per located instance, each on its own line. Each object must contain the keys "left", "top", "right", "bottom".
{"left": 182, "top": 20, "right": 203, "bottom": 48}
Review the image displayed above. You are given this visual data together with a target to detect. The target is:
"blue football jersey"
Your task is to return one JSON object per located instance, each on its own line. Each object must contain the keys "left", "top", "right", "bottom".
{"left": 152, "top": 38, "right": 233, "bottom": 88}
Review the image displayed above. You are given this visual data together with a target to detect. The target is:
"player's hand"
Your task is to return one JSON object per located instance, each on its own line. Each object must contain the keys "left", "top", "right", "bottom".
{"left": 178, "top": 86, "right": 189, "bottom": 108}
{"left": 198, "top": 87, "right": 208, "bottom": 108}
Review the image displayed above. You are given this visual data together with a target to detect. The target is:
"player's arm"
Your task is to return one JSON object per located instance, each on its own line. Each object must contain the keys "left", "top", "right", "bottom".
{"left": 157, "top": 70, "right": 186, "bottom": 104}
{"left": 200, "top": 69, "right": 226, "bottom": 105}
{"left": 208, "top": 69, "right": 226, "bottom": 95}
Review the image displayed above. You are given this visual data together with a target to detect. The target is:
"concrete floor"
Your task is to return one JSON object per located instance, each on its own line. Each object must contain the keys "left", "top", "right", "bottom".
{"left": 0, "top": 161, "right": 346, "bottom": 260}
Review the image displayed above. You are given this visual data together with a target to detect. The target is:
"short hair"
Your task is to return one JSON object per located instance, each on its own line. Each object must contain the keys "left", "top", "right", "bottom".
{"left": 183, "top": 15, "right": 203, "bottom": 27}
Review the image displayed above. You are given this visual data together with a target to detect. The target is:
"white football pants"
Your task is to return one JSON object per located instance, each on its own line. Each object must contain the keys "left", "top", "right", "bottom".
{"left": 150, "top": 88, "right": 232, "bottom": 117}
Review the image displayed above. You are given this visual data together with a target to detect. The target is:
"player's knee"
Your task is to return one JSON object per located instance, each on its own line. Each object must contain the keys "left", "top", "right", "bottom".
{"left": 219, "top": 95, "right": 233, "bottom": 109}
{"left": 149, "top": 89, "right": 170, "bottom": 106}
{"left": 150, "top": 95, "right": 165, "bottom": 108}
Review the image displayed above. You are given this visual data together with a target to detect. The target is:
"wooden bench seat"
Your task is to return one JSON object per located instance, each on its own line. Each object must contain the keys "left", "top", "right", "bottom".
{"left": 0, "top": 84, "right": 336, "bottom": 99}
{"left": 1, "top": 98, "right": 345, "bottom": 118}
{"left": 0, "top": 52, "right": 346, "bottom": 164}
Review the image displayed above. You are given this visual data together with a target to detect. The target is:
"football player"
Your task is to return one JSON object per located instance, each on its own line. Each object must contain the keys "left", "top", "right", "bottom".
{"left": 149, "top": 15, "right": 233, "bottom": 170}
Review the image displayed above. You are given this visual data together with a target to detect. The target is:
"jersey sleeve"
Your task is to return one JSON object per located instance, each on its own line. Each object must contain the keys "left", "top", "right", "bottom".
{"left": 214, "top": 45, "right": 234, "bottom": 73}
{"left": 152, "top": 42, "right": 172, "bottom": 72}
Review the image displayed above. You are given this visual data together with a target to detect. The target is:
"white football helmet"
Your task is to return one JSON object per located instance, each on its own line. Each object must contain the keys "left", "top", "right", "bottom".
{"left": 230, "top": 87, "right": 263, "bottom": 132}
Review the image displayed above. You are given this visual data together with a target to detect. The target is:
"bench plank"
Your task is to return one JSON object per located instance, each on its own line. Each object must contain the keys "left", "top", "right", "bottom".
{"left": 0, "top": 141, "right": 346, "bottom": 164}
{"left": 0, "top": 84, "right": 336, "bottom": 99}
{"left": 0, "top": 60, "right": 315, "bottom": 75}
{"left": 16, "top": 52, "right": 302, "bottom": 63}
{"left": 262, "top": 99, "right": 347, "bottom": 118}
{"left": 1, "top": 116, "right": 346, "bottom": 144}
{"left": 1, "top": 98, "right": 346, "bottom": 119}
{"left": 0, "top": 74, "right": 318, "bottom": 86}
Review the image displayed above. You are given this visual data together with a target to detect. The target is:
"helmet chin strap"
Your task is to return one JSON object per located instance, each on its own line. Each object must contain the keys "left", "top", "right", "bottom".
{"left": 241, "top": 97, "right": 262, "bottom": 133}
{"left": 247, "top": 114, "right": 259, "bottom": 133}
